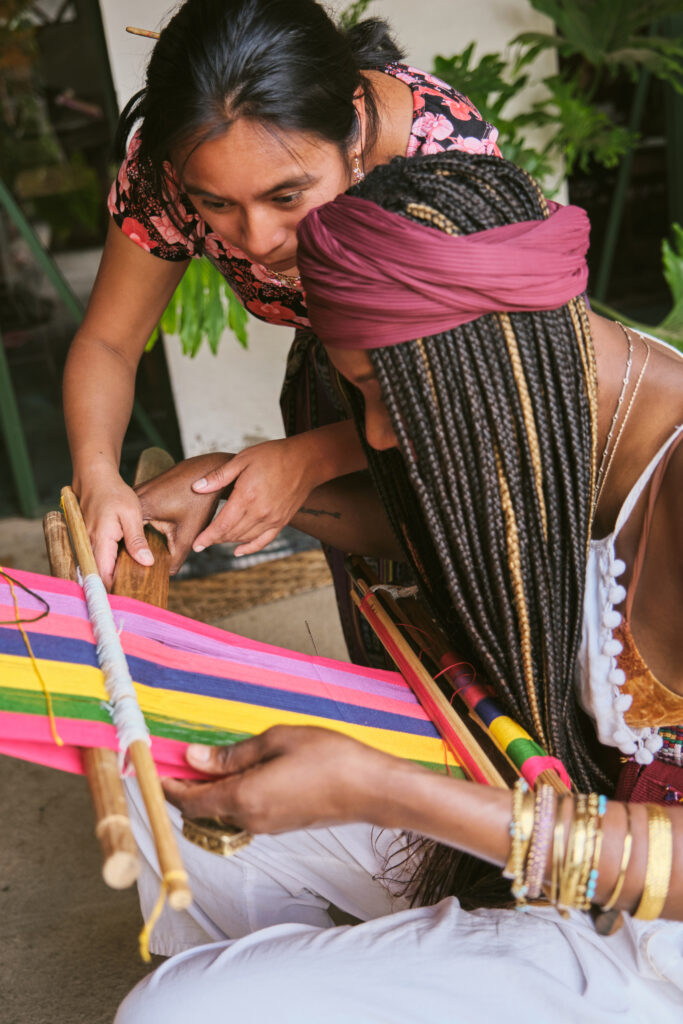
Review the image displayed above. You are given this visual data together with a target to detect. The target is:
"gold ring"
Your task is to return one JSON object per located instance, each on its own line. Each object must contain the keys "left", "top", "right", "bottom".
{"left": 182, "top": 816, "right": 253, "bottom": 857}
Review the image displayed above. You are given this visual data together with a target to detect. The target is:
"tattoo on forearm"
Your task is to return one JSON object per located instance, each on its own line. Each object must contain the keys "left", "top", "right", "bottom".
{"left": 299, "top": 506, "right": 341, "bottom": 520}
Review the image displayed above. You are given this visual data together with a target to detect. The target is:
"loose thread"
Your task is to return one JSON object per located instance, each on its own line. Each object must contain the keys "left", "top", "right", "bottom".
{"left": 138, "top": 869, "right": 188, "bottom": 962}
{"left": 0, "top": 567, "right": 63, "bottom": 747}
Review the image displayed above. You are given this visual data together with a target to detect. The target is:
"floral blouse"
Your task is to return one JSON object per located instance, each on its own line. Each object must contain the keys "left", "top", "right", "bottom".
{"left": 108, "top": 63, "right": 500, "bottom": 330}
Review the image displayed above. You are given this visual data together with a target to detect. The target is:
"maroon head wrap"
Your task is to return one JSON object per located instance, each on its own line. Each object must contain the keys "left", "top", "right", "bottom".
{"left": 296, "top": 193, "right": 591, "bottom": 349}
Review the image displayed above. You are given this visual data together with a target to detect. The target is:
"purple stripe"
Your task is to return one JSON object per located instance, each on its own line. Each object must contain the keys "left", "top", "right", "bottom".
{"left": 1, "top": 586, "right": 415, "bottom": 705}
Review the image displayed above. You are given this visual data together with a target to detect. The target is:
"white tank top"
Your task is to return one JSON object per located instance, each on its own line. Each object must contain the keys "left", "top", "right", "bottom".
{"left": 577, "top": 423, "right": 683, "bottom": 764}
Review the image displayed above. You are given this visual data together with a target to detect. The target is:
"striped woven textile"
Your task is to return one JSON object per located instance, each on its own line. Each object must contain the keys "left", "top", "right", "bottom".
{"left": 0, "top": 569, "right": 460, "bottom": 779}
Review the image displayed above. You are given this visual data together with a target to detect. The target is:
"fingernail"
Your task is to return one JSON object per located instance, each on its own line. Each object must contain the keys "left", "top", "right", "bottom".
{"left": 139, "top": 549, "right": 154, "bottom": 565}
{"left": 187, "top": 744, "right": 210, "bottom": 764}
{"left": 193, "top": 544, "right": 205, "bottom": 553}
{"left": 193, "top": 478, "right": 207, "bottom": 490}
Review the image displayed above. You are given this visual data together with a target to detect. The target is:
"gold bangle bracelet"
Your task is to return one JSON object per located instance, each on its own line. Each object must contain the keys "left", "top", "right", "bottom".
{"left": 601, "top": 804, "right": 632, "bottom": 913}
{"left": 576, "top": 792, "right": 600, "bottom": 910}
{"left": 634, "top": 805, "right": 673, "bottom": 921}
{"left": 559, "top": 794, "right": 588, "bottom": 913}
{"left": 550, "top": 795, "right": 567, "bottom": 908}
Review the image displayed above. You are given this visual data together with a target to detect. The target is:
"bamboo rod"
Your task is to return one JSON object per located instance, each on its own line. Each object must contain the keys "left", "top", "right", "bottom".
{"left": 350, "top": 583, "right": 507, "bottom": 787}
{"left": 395, "top": 593, "right": 570, "bottom": 795}
{"left": 60, "top": 485, "right": 192, "bottom": 911}
{"left": 42, "top": 512, "right": 140, "bottom": 888}
{"left": 349, "top": 557, "right": 571, "bottom": 796}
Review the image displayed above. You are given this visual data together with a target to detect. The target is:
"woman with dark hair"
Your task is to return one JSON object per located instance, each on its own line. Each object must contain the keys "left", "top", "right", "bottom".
{"left": 117, "top": 152, "right": 683, "bottom": 1022}
{"left": 63, "top": 0, "right": 499, "bottom": 663}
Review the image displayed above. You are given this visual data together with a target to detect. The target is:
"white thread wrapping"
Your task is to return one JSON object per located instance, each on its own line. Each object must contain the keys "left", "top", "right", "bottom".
{"left": 82, "top": 574, "right": 151, "bottom": 768}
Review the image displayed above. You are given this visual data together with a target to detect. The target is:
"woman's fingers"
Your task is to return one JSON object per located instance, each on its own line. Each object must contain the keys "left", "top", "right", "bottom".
{"left": 192, "top": 497, "right": 253, "bottom": 550}
{"left": 192, "top": 456, "right": 241, "bottom": 494}
{"left": 119, "top": 507, "right": 155, "bottom": 567}
{"left": 92, "top": 532, "right": 120, "bottom": 590}
{"left": 185, "top": 734, "right": 272, "bottom": 776}
{"left": 232, "top": 528, "right": 280, "bottom": 557}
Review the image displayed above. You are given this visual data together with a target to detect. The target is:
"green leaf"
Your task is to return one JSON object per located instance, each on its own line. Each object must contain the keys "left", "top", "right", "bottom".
{"left": 339, "top": 0, "right": 375, "bottom": 30}
{"left": 150, "top": 257, "right": 250, "bottom": 356}
{"left": 227, "top": 287, "right": 249, "bottom": 348}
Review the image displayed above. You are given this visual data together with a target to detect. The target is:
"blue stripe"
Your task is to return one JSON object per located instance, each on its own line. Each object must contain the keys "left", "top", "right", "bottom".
{"left": 0, "top": 628, "right": 440, "bottom": 738}
{"left": 472, "top": 697, "right": 501, "bottom": 728}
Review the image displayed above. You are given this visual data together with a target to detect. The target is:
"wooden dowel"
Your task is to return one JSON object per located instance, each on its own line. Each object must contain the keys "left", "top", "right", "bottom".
{"left": 112, "top": 447, "right": 174, "bottom": 607}
{"left": 350, "top": 584, "right": 507, "bottom": 787}
{"left": 349, "top": 557, "right": 571, "bottom": 796}
{"left": 42, "top": 512, "right": 140, "bottom": 888}
{"left": 83, "top": 747, "right": 141, "bottom": 889}
{"left": 60, "top": 481, "right": 192, "bottom": 911}
{"left": 43, "top": 511, "right": 78, "bottom": 582}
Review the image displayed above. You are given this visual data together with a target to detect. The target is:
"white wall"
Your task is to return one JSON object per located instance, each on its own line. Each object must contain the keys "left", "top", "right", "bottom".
{"left": 99, "top": 0, "right": 557, "bottom": 455}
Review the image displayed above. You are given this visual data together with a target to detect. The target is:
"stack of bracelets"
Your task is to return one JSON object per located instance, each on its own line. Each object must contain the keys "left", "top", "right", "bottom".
{"left": 503, "top": 779, "right": 674, "bottom": 921}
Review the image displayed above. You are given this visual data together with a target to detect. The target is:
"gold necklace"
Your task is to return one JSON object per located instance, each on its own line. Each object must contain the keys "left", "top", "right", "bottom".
{"left": 266, "top": 267, "right": 301, "bottom": 288}
{"left": 593, "top": 323, "right": 650, "bottom": 515}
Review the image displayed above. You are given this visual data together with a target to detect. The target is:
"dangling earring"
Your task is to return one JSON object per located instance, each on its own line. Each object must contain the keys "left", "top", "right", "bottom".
{"left": 352, "top": 155, "right": 365, "bottom": 184}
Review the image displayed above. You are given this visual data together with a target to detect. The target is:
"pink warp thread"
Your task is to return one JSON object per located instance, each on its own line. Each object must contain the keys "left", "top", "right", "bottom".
{"left": 297, "top": 193, "right": 590, "bottom": 349}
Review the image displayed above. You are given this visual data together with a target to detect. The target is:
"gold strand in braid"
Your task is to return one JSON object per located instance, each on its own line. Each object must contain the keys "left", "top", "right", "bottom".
{"left": 569, "top": 298, "right": 600, "bottom": 534}
{"left": 494, "top": 449, "right": 547, "bottom": 747}
{"left": 405, "top": 202, "right": 460, "bottom": 236}
{"left": 498, "top": 313, "right": 548, "bottom": 542}
{"left": 406, "top": 203, "right": 457, "bottom": 408}
{"left": 415, "top": 339, "right": 438, "bottom": 405}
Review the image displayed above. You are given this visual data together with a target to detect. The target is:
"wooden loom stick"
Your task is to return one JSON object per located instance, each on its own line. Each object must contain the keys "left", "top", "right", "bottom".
{"left": 349, "top": 557, "right": 570, "bottom": 795}
{"left": 396, "top": 596, "right": 570, "bottom": 797}
{"left": 43, "top": 510, "right": 140, "bottom": 889}
{"left": 112, "top": 447, "right": 174, "bottom": 606}
{"left": 60, "top": 479, "right": 191, "bottom": 911}
{"left": 349, "top": 574, "right": 508, "bottom": 787}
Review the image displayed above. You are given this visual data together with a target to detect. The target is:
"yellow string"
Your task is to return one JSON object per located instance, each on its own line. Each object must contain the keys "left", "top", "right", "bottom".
{"left": 1, "top": 565, "right": 63, "bottom": 747}
{"left": 138, "top": 870, "right": 189, "bottom": 962}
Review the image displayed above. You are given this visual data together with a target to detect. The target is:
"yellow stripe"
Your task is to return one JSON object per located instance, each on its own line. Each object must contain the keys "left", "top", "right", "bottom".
{"left": 0, "top": 654, "right": 446, "bottom": 764}
{"left": 488, "top": 714, "right": 528, "bottom": 749}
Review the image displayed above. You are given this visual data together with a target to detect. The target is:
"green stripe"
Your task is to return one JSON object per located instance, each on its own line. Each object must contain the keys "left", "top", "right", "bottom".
{"left": 507, "top": 736, "right": 546, "bottom": 767}
{"left": 0, "top": 688, "right": 251, "bottom": 746}
{"left": 0, "top": 690, "right": 457, "bottom": 770}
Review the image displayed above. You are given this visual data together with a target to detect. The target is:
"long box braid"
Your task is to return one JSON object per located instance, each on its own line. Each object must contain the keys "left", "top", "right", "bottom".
{"left": 351, "top": 154, "right": 603, "bottom": 792}
{"left": 343, "top": 153, "right": 604, "bottom": 905}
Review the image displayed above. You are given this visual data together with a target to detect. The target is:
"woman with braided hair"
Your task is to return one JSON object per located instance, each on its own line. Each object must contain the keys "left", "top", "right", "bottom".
{"left": 118, "top": 153, "right": 683, "bottom": 1022}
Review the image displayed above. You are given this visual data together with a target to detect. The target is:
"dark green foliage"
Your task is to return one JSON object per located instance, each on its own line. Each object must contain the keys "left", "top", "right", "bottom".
{"left": 434, "top": 0, "right": 683, "bottom": 181}
{"left": 516, "top": 0, "right": 683, "bottom": 89}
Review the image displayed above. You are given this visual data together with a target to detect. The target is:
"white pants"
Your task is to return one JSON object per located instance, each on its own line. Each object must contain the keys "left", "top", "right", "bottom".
{"left": 117, "top": 780, "right": 683, "bottom": 1024}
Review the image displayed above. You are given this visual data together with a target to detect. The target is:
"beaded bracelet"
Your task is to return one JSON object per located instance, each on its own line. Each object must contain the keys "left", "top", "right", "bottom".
{"left": 582, "top": 794, "right": 607, "bottom": 909}
{"left": 524, "top": 784, "right": 556, "bottom": 900}
{"left": 503, "top": 778, "right": 534, "bottom": 909}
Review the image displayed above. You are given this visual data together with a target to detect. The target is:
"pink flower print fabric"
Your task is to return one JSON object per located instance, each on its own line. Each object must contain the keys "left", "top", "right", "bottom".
{"left": 108, "top": 63, "right": 500, "bottom": 329}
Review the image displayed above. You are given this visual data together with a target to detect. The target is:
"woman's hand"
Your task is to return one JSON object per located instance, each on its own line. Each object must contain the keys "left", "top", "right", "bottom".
{"left": 192, "top": 423, "right": 368, "bottom": 557}
{"left": 135, "top": 453, "right": 230, "bottom": 574}
{"left": 190, "top": 435, "right": 324, "bottom": 557}
{"left": 162, "top": 726, "right": 404, "bottom": 834}
{"left": 77, "top": 465, "right": 154, "bottom": 590}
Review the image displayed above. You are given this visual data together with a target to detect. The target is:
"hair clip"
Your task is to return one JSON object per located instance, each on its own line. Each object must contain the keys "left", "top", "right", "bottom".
{"left": 126, "top": 26, "right": 160, "bottom": 40}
